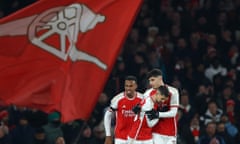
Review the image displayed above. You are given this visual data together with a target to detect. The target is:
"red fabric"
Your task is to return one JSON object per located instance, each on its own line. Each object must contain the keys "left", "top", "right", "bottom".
{"left": 227, "top": 112, "right": 235, "bottom": 123}
{"left": 0, "top": 110, "right": 9, "bottom": 120}
{"left": 192, "top": 128, "right": 199, "bottom": 137}
{"left": 0, "top": 0, "right": 142, "bottom": 122}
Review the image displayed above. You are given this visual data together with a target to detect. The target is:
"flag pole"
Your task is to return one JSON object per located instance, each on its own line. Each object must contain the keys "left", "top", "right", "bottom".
{"left": 71, "top": 120, "right": 88, "bottom": 144}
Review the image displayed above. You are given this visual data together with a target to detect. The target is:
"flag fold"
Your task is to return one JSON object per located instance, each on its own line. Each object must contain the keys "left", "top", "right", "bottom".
{"left": 0, "top": 0, "right": 142, "bottom": 122}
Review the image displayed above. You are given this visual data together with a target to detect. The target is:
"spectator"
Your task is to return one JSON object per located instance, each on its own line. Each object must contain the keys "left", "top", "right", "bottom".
{"left": 198, "top": 121, "right": 226, "bottom": 144}
{"left": 0, "top": 125, "right": 11, "bottom": 144}
{"left": 180, "top": 114, "right": 203, "bottom": 144}
{"left": 27, "top": 108, "right": 48, "bottom": 129}
{"left": 217, "top": 86, "right": 235, "bottom": 111}
{"left": 194, "top": 83, "right": 214, "bottom": 115}
{"left": 92, "top": 120, "right": 105, "bottom": 144}
{"left": 10, "top": 112, "right": 35, "bottom": 144}
{"left": 43, "top": 112, "right": 63, "bottom": 144}
{"left": 55, "top": 136, "right": 65, "bottom": 144}
{"left": 220, "top": 114, "right": 238, "bottom": 138}
{"left": 178, "top": 89, "right": 196, "bottom": 125}
{"left": 204, "top": 57, "right": 227, "bottom": 82}
{"left": 61, "top": 120, "right": 82, "bottom": 144}
{"left": 90, "top": 92, "right": 109, "bottom": 128}
{"left": 200, "top": 100, "right": 223, "bottom": 125}
{"left": 32, "top": 127, "right": 48, "bottom": 144}
{"left": 78, "top": 124, "right": 95, "bottom": 144}
{"left": 0, "top": 110, "right": 11, "bottom": 130}
{"left": 216, "top": 121, "right": 236, "bottom": 144}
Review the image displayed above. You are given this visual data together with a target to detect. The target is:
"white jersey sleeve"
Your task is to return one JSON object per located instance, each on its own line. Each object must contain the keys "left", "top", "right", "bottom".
{"left": 159, "top": 86, "right": 179, "bottom": 118}
{"left": 104, "top": 110, "right": 113, "bottom": 136}
{"left": 141, "top": 96, "right": 159, "bottom": 128}
{"left": 143, "top": 88, "right": 154, "bottom": 98}
{"left": 104, "top": 92, "right": 124, "bottom": 136}
{"left": 110, "top": 92, "right": 124, "bottom": 110}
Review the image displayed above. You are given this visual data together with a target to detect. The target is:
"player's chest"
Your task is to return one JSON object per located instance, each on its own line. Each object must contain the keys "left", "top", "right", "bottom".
{"left": 118, "top": 99, "right": 140, "bottom": 110}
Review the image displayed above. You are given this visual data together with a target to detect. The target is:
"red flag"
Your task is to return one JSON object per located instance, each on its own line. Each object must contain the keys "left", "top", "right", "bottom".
{"left": 0, "top": 0, "right": 142, "bottom": 122}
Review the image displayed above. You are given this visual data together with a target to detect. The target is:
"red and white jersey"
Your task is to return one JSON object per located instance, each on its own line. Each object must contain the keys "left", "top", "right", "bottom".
{"left": 110, "top": 92, "right": 143, "bottom": 139}
{"left": 143, "top": 88, "right": 155, "bottom": 98}
{"left": 144, "top": 85, "right": 179, "bottom": 136}
{"left": 128, "top": 96, "right": 159, "bottom": 140}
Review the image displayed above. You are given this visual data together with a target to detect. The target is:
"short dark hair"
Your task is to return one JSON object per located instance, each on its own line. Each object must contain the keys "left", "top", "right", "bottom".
{"left": 147, "top": 69, "right": 162, "bottom": 79}
{"left": 158, "top": 85, "right": 170, "bottom": 97}
{"left": 125, "top": 75, "right": 137, "bottom": 82}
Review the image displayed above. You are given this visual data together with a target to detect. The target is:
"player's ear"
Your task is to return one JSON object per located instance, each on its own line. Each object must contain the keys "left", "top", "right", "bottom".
{"left": 134, "top": 82, "right": 138, "bottom": 89}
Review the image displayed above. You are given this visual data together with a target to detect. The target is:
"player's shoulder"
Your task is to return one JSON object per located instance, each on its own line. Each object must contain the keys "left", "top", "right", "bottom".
{"left": 144, "top": 88, "right": 154, "bottom": 94}
{"left": 166, "top": 85, "right": 179, "bottom": 94}
{"left": 141, "top": 96, "right": 154, "bottom": 111}
{"left": 111, "top": 92, "right": 125, "bottom": 103}
{"left": 136, "top": 91, "right": 144, "bottom": 99}
{"left": 143, "top": 88, "right": 154, "bottom": 96}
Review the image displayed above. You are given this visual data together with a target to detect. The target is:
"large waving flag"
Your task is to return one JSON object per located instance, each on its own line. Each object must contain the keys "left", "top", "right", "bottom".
{"left": 0, "top": 0, "right": 142, "bottom": 122}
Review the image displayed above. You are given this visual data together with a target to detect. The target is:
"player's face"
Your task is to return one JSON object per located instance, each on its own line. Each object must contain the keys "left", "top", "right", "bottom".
{"left": 155, "top": 92, "right": 168, "bottom": 103}
{"left": 148, "top": 76, "right": 162, "bottom": 89}
{"left": 124, "top": 80, "right": 137, "bottom": 98}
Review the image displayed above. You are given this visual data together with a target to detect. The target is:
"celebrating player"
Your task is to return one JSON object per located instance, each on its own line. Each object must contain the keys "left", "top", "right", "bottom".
{"left": 144, "top": 68, "right": 179, "bottom": 144}
{"left": 128, "top": 85, "right": 170, "bottom": 144}
{"left": 104, "top": 76, "right": 143, "bottom": 144}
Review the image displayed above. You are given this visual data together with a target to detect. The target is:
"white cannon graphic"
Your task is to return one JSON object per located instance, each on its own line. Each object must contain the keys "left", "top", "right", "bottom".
{"left": 0, "top": 4, "right": 107, "bottom": 70}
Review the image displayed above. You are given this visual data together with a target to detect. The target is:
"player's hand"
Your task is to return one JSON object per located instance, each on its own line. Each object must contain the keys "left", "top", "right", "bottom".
{"left": 104, "top": 136, "right": 113, "bottom": 144}
{"left": 146, "top": 109, "right": 159, "bottom": 120}
{"left": 132, "top": 104, "right": 141, "bottom": 114}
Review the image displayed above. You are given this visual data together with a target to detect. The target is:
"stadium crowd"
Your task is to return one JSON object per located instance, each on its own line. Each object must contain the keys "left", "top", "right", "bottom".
{"left": 0, "top": 0, "right": 240, "bottom": 144}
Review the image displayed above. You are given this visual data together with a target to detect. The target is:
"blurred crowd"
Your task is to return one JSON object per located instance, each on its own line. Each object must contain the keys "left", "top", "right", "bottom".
{"left": 1, "top": 0, "right": 240, "bottom": 144}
